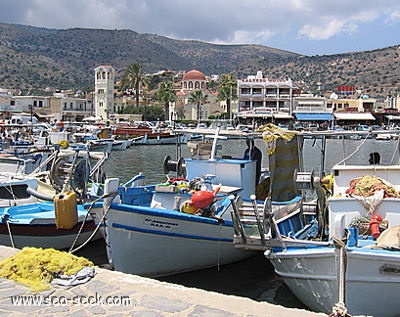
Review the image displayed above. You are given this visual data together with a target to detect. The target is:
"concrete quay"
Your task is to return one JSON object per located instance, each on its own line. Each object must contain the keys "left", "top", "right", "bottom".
{"left": 0, "top": 246, "right": 326, "bottom": 317}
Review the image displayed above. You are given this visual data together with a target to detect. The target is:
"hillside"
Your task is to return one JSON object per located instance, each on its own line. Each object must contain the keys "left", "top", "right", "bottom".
{"left": 0, "top": 23, "right": 399, "bottom": 98}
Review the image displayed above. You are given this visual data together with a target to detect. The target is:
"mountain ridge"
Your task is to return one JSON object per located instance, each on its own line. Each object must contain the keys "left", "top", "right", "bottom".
{"left": 0, "top": 22, "right": 399, "bottom": 98}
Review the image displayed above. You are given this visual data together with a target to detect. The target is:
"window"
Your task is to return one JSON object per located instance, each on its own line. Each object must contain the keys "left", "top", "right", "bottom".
{"left": 252, "top": 88, "right": 262, "bottom": 95}
{"left": 266, "top": 88, "right": 277, "bottom": 95}
{"left": 253, "top": 101, "right": 263, "bottom": 108}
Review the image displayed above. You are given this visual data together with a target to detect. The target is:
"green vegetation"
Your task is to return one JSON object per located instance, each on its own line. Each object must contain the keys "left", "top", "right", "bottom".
{"left": 188, "top": 90, "right": 209, "bottom": 123}
{"left": 155, "top": 81, "right": 176, "bottom": 121}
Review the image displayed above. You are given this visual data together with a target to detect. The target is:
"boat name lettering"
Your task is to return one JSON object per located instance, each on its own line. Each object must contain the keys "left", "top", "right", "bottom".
{"left": 144, "top": 218, "right": 178, "bottom": 229}
{"left": 380, "top": 264, "right": 400, "bottom": 275}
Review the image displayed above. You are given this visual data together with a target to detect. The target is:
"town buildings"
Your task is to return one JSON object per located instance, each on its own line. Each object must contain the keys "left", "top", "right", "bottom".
{"left": 236, "top": 71, "right": 400, "bottom": 128}
{"left": 0, "top": 66, "right": 399, "bottom": 127}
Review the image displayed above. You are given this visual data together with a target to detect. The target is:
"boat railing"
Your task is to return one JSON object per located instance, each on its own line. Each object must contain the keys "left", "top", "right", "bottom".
{"left": 230, "top": 173, "right": 332, "bottom": 251}
{"left": 230, "top": 194, "right": 330, "bottom": 250}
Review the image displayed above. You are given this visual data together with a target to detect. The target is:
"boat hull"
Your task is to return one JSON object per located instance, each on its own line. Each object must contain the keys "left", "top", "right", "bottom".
{"left": 103, "top": 204, "right": 252, "bottom": 277}
{"left": 0, "top": 222, "right": 99, "bottom": 249}
{"left": 268, "top": 246, "right": 400, "bottom": 317}
{"left": 131, "top": 133, "right": 191, "bottom": 145}
{"left": 0, "top": 202, "right": 101, "bottom": 250}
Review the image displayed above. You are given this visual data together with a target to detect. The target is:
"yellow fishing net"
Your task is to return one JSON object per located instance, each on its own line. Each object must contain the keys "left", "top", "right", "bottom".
{"left": 257, "top": 123, "right": 298, "bottom": 155}
{"left": 346, "top": 175, "right": 399, "bottom": 198}
{"left": 0, "top": 247, "right": 93, "bottom": 292}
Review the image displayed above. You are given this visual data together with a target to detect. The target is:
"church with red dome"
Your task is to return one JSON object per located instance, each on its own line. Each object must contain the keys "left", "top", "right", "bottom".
{"left": 171, "top": 69, "right": 226, "bottom": 122}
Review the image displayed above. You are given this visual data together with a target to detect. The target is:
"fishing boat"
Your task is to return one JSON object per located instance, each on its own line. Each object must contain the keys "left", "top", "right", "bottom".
{"left": 0, "top": 201, "right": 98, "bottom": 249}
{"left": 113, "top": 121, "right": 191, "bottom": 145}
{"left": 231, "top": 127, "right": 400, "bottom": 317}
{"left": 0, "top": 147, "right": 108, "bottom": 250}
{"left": 130, "top": 131, "right": 191, "bottom": 145}
{"left": 90, "top": 128, "right": 262, "bottom": 277}
{"left": 112, "top": 121, "right": 157, "bottom": 137}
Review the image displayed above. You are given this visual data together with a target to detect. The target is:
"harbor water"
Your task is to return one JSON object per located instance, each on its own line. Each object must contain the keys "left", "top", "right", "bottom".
{"left": 78, "top": 136, "right": 400, "bottom": 311}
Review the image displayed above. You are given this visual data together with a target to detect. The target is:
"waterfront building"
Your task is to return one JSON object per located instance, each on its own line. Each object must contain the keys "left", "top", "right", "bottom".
{"left": 0, "top": 93, "right": 15, "bottom": 121}
{"left": 10, "top": 93, "right": 93, "bottom": 123}
{"left": 236, "top": 71, "right": 294, "bottom": 125}
{"left": 94, "top": 65, "right": 115, "bottom": 120}
{"left": 49, "top": 93, "right": 93, "bottom": 122}
{"left": 292, "top": 94, "right": 333, "bottom": 123}
{"left": 327, "top": 93, "right": 377, "bottom": 126}
{"left": 12, "top": 95, "right": 51, "bottom": 121}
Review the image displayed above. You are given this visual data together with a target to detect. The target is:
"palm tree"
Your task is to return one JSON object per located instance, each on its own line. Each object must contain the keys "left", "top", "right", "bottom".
{"left": 119, "top": 62, "right": 149, "bottom": 108}
{"left": 217, "top": 73, "right": 237, "bottom": 120}
{"left": 155, "top": 81, "right": 176, "bottom": 121}
{"left": 188, "top": 90, "right": 209, "bottom": 123}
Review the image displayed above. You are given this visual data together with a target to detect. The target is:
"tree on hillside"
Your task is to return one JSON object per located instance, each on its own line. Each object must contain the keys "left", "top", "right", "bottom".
{"left": 119, "top": 62, "right": 149, "bottom": 107}
{"left": 217, "top": 73, "right": 237, "bottom": 120}
{"left": 188, "top": 90, "right": 209, "bottom": 123}
{"left": 155, "top": 81, "right": 176, "bottom": 121}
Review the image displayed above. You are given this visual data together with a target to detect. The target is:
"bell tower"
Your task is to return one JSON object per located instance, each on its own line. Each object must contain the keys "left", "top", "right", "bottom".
{"left": 94, "top": 65, "right": 115, "bottom": 120}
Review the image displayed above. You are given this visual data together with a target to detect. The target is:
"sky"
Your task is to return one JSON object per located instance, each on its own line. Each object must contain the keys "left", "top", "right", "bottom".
{"left": 1, "top": 0, "right": 400, "bottom": 56}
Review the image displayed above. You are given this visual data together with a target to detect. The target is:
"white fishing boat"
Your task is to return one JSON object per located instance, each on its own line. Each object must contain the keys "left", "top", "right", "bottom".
{"left": 90, "top": 128, "right": 261, "bottom": 277}
{"left": 231, "top": 127, "right": 400, "bottom": 317}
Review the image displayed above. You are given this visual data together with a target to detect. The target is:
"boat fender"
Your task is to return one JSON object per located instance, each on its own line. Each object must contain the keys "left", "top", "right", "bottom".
{"left": 369, "top": 214, "right": 383, "bottom": 239}
{"left": 26, "top": 186, "right": 55, "bottom": 201}
{"left": 191, "top": 191, "right": 214, "bottom": 209}
{"left": 181, "top": 200, "right": 198, "bottom": 214}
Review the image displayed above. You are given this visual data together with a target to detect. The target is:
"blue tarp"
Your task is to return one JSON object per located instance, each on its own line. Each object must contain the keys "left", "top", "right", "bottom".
{"left": 294, "top": 113, "right": 334, "bottom": 121}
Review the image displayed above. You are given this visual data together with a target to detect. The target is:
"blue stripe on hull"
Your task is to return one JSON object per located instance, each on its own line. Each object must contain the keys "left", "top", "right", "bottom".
{"left": 111, "top": 222, "right": 233, "bottom": 242}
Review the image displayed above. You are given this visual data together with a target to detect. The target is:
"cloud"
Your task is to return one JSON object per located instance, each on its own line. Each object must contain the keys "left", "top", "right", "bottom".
{"left": 299, "top": 18, "right": 357, "bottom": 41}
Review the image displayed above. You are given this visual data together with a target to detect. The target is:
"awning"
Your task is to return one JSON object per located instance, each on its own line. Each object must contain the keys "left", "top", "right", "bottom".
{"left": 238, "top": 113, "right": 273, "bottom": 118}
{"left": 334, "top": 112, "right": 375, "bottom": 121}
{"left": 83, "top": 116, "right": 102, "bottom": 121}
{"left": 36, "top": 113, "right": 54, "bottom": 119}
{"left": 386, "top": 115, "right": 400, "bottom": 121}
{"left": 273, "top": 113, "right": 294, "bottom": 120}
{"left": 294, "top": 113, "right": 334, "bottom": 121}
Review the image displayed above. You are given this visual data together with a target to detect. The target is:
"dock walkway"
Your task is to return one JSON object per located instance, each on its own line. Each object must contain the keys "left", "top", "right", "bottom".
{"left": 0, "top": 246, "right": 326, "bottom": 316}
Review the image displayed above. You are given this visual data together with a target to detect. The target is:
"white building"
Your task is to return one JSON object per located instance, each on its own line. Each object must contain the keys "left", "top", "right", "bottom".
{"left": 292, "top": 94, "right": 334, "bottom": 122}
{"left": 236, "top": 71, "right": 294, "bottom": 123}
{"left": 94, "top": 65, "right": 115, "bottom": 120}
